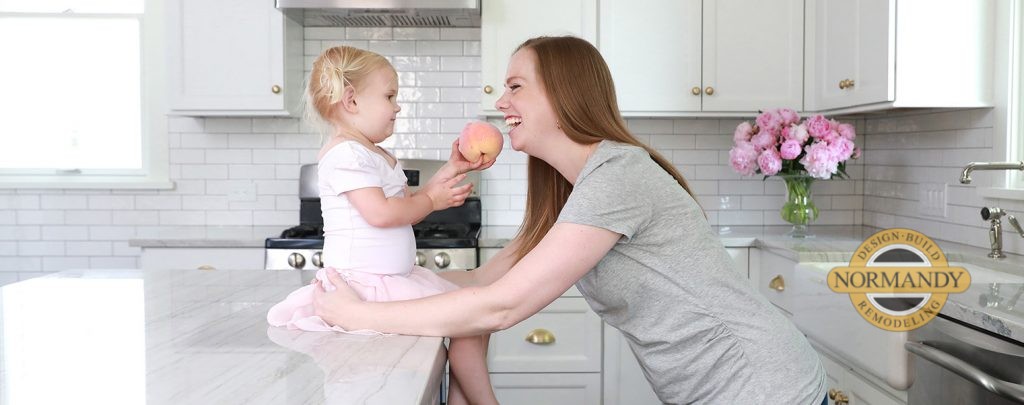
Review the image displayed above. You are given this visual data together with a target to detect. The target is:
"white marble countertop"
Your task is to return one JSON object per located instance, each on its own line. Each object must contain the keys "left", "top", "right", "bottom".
{"left": 0, "top": 269, "right": 446, "bottom": 405}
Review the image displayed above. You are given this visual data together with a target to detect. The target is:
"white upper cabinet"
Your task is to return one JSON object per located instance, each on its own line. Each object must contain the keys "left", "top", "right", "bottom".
{"left": 600, "top": 0, "right": 702, "bottom": 114}
{"left": 168, "top": 0, "right": 304, "bottom": 116}
{"left": 600, "top": 0, "right": 803, "bottom": 115}
{"left": 702, "top": 0, "right": 803, "bottom": 112}
{"left": 806, "top": 0, "right": 994, "bottom": 113}
{"left": 479, "top": 0, "right": 598, "bottom": 115}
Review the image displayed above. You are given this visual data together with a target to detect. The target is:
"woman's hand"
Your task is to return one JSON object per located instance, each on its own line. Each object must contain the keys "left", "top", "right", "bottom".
{"left": 435, "top": 139, "right": 496, "bottom": 180}
{"left": 311, "top": 270, "right": 365, "bottom": 329}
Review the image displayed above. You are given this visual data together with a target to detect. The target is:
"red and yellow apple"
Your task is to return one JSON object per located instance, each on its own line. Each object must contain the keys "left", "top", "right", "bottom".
{"left": 458, "top": 120, "right": 503, "bottom": 164}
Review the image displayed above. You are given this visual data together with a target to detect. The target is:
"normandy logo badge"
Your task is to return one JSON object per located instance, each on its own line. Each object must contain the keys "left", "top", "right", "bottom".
{"left": 827, "top": 228, "right": 971, "bottom": 332}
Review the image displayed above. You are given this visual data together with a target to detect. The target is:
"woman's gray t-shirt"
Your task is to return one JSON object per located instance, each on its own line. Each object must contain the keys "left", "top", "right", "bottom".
{"left": 557, "top": 140, "right": 826, "bottom": 404}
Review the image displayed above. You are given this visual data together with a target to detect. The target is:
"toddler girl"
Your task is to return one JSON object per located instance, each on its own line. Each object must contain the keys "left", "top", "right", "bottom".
{"left": 267, "top": 46, "right": 497, "bottom": 405}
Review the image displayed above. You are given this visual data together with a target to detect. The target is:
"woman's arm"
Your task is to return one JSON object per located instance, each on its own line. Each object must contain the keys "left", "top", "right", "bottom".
{"left": 312, "top": 223, "right": 620, "bottom": 337}
{"left": 436, "top": 239, "right": 522, "bottom": 288}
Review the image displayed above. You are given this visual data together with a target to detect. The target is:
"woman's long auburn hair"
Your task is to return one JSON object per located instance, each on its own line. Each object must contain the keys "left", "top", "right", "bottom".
{"left": 511, "top": 36, "right": 702, "bottom": 262}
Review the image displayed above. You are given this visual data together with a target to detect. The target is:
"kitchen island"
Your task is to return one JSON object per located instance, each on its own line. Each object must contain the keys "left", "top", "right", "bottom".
{"left": 0, "top": 268, "right": 446, "bottom": 405}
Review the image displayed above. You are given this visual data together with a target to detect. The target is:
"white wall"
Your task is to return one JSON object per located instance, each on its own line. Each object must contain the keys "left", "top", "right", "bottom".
{"left": 861, "top": 108, "right": 1023, "bottom": 256}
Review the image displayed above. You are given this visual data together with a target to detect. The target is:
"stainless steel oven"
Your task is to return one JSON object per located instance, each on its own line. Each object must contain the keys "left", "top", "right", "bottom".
{"left": 905, "top": 315, "right": 1024, "bottom": 404}
{"left": 265, "top": 159, "right": 482, "bottom": 272}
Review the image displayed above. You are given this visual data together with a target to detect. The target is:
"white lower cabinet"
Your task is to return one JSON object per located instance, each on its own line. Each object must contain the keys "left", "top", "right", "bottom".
{"left": 491, "top": 373, "right": 602, "bottom": 405}
{"left": 140, "top": 247, "right": 263, "bottom": 270}
{"left": 812, "top": 342, "right": 906, "bottom": 405}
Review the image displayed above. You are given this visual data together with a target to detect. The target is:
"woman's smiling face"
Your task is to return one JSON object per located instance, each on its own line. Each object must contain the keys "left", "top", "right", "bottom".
{"left": 494, "top": 48, "right": 560, "bottom": 154}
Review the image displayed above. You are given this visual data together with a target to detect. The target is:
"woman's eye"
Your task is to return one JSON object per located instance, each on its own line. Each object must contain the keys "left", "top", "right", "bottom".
{"left": 509, "top": 84, "right": 521, "bottom": 91}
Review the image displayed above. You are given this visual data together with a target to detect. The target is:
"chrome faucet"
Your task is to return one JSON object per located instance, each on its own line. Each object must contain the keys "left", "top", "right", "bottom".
{"left": 979, "top": 284, "right": 1024, "bottom": 311}
{"left": 980, "top": 207, "right": 1024, "bottom": 259}
{"left": 959, "top": 161, "right": 1024, "bottom": 184}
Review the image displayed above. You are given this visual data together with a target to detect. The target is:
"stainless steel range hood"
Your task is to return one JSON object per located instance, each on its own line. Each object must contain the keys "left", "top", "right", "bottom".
{"left": 276, "top": 0, "right": 480, "bottom": 28}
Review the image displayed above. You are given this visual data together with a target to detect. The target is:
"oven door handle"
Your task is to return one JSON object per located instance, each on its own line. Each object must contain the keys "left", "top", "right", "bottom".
{"left": 905, "top": 341, "right": 1024, "bottom": 403}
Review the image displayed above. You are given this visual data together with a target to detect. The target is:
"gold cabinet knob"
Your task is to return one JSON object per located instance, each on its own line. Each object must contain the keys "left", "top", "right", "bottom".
{"left": 691, "top": 86, "right": 701, "bottom": 96}
{"left": 838, "top": 79, "right": 856, "bottom": 90}
{"left": 769, "top": 275, "right": 785, "bottom": 291}
{"left": 828, "top": 388, "right": 849, "bottom": 405}
{"left": 271, "top": 84, "right": 281, "bottom": 94}
{"left": 483, "top": 85, "right": 493, "bottom": 94}
{"left": 525, "top": 328, "right": 555, "bottom": 345}
{"left": 704, "top": 86, "right": 715, "bottom": 96}
{"left": 196, "top": 265, "right": 216, "bottom": 271}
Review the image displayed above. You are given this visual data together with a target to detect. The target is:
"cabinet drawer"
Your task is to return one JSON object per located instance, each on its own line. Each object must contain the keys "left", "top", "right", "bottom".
{"left": 487, "top": 298, "right": 602, "bottom": 372}
{"left": 756, "top": 249, "right": 796, "bottom": 315}
{"left": 491, "top": 373, "right": 601, "bottom": 405}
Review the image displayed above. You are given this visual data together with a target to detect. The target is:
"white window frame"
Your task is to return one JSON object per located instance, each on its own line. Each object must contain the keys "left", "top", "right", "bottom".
{"left": 0, "top": 0, "right": 170, "bottom": 189}
{"left": 1014, "top": 0, "right": 1024, "bottom": 190}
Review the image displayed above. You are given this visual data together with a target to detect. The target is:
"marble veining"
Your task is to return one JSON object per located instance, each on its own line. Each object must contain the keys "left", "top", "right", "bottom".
{"left": 0, "top": 269, "right": 445, "bottom": 405}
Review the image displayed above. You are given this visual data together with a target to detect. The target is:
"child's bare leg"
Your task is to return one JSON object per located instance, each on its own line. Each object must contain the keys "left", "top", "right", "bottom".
{"left": 448, "top": 334, "right": 497, "bottom": 405}
{"left": 447, "top": 371, "right": 468, "bottom": 405}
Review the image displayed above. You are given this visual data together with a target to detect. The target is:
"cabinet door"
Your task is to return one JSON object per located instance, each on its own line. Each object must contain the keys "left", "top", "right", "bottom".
{"left": 491, "top": 373, "right": 602, "bottom": 405}
{"left": 600, "top": 0, "right": 701, "bottom": 114}
{"left": 725, "top": 247, "right": 749, "bottom": 278}
{"left": 603, "top": 328, "right": 662, "bottom": 405}
{"left": 487, "top": 298, "right": 602, "bottom": 372}
{"left": 480, "top": 0, "right": 598, "bottom": 115}
{"left": 807, "top": 0, "right": 894, "bottom": 110}
{"left": 169, "top": 0, "right": 298, "bottom": 115}
{"left": 702, "top": 0, "right": 803, "bottom": 112}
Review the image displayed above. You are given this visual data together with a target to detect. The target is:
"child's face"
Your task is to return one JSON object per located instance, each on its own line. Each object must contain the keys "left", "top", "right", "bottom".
{"left": 352, "top": 67, "right": 401, "bottom": 143}
{"left": 494, "top": 49, "right": 559, "bottom": 154}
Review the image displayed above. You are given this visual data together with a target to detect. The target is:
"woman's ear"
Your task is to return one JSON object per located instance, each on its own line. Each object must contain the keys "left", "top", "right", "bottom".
{"left": 341, "top": 86, "right": 359, "bottom": 114}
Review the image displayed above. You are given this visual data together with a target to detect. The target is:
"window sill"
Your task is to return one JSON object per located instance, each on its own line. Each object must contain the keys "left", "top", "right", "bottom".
{"left": 0, "top": 176, "right": 175, "bottom": 190}
{"left": 978, "top": 187, "right": 1024, "bottom": 201}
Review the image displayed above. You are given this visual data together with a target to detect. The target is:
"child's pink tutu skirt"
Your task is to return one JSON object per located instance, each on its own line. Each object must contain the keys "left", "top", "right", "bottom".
{"left": 266, "top": 266, "right": 458, "bottom": 334}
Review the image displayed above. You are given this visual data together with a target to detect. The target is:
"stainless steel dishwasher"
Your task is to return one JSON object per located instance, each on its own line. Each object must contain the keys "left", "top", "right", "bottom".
{"left": 905, "top": 315, "right": 1024, "bottom": 404}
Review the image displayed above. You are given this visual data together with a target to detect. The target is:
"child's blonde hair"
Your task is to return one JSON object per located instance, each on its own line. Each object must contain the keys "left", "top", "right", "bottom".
{"left": 306, "top": 46, "right": 395, "bottom": 128}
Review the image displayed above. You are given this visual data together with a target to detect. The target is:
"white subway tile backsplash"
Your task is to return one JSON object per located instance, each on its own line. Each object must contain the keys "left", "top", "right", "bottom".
{"left": 253, "top": 118, "right": 301, "bottom": 133}
{"left": 90, "top": 226, "right": 136, "bottom": 240}
{"left": 19, "top": 241, "right": 65, "bottom": 256}
{"left": 394, "top": 27, "right": 440, "bottom": 40}
{"left": 204, "top": 118, "right": 252, "bottom": 133}
{"left": 66, "top": 241, "right": 113, "bottom": 256}
{"left": 42, "top": 256, "right": 90, "bottom": 272}
{"left": 40, "top": 195, "right": 87, "bottom": 210}
{"left": 159, "top": 211, "right": 206, "bottom": 226}
{"left": 206, "top": 210, "right": 252, "bottom": 226}
{"left": 253, "top": 150, "right": 300, "bottom": 164}
{"left": 229, "top": 165, "right": 276, "bottom": 179}
{"left": 168, "top": 117, "right": 204, "bottom": 133}
{"left": 17, "top": 211, "right": 64, "bottom": 225}
{"left": 0, "top": 195, "right": 40, "bottom": 209}
{"left": 346, "top": 27, "right": 392, "bottom": 40}
{"left": 416, "top": 41, "right": 462, "bottom": 55}
{"left": 89, "top": 257, "right": 138, "bottom": 268}
{"left": 391, "top": 56, "right": 440, "bottom": 72}
{"left": 370, "top": 40, "right": 417, "bottom": 55}
{"left": 439, "top": 56, "right": 480, "bottom": 71}
{"left": 0, "top": 241, "right": 16, "bottom": 256}
{"left": 65, "top": 210, "right": 112, "bottom": 225}
{"left": 305, "top": 27, "right": 346, "bottom": 40}
{"left": 41, "top": 226, "right": 89, "bottom": 241}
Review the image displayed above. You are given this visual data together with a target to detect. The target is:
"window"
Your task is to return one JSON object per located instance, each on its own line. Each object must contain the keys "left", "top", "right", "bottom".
{"left": 0, "top": 0, "right": 169, "bottom": 188}
{"left": 1016, "top": 0, "right": 1024, "bottom": 189}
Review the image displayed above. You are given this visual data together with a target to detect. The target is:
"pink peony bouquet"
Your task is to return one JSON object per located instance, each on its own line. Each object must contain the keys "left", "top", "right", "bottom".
{"left": 729, "top": 109, "right": 861, "bottom": 180}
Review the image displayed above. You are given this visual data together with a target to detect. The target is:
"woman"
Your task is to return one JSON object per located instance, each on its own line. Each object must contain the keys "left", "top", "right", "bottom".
{"left": 312, "top": 36, "right": 827, "bottom": 404}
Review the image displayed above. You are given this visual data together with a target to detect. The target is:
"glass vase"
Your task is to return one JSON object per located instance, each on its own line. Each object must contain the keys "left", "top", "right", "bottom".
{"left": 779, "top": 175, "right": 819, "bottom": 238}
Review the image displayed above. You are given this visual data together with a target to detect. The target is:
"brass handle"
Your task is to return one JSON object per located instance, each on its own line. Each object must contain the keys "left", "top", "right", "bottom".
{"left": 196, "top": 265, "right": 216, "bottom": 271}
{"left": 769, "top": 275, "right": 785, "bottom": 291}
{"left": 828, "top": 388, "right": 849, "bottom": 405}
{"left": 525, "top": 328, "right": 555, "bottom": 345}
{"left": 704, "top": 86, "right": 714, "bottom": 96}
{"left": 838, "top": 79, "right": 855, "bottom": 90}
{"left": 691, "top": 86, "right": 701, "bottom": 96}
{"left": 271, "top": 84, "right": 281, "bottom": 94}
{"left": 483, "top": 85, "right": 493, "bottom": 94}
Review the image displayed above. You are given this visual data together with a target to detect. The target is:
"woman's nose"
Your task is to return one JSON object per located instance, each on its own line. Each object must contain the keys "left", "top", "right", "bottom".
{"left": 494, "top": 89, "right": 510, "bottom": 111}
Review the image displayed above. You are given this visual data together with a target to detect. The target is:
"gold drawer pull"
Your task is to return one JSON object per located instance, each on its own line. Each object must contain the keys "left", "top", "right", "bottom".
{"left": 197, "top": 265, "right": 216, "bottom": 271}
{"left": 525, "top": 328, "right": 555, "bottom": 345}
{"left": 769, "top": 275, "right": 785, "bottom": 291}
{"left": 483, "top": 85, "right": 493, "bottom": 94}
{"left": 828, "top": 388, "right": 849, "bottom": 404}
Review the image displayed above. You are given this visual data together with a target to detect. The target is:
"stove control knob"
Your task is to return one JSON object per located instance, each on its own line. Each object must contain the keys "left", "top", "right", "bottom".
{"left": 434, "top": 252, "right": 451, "bottom": 269}
{"left": 311, "top": 252, "right": 323, "bottom": 268}
{"left": 288, "top": 253, "right": 306, "bottom": 269}
{"left": 415, "top": 252, "right": 427, "bottom": 267}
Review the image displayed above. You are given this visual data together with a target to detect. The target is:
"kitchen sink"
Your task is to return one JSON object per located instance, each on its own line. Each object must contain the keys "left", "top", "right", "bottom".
{"left": 792, "top": 261, "right": 1024, "bottom": 391}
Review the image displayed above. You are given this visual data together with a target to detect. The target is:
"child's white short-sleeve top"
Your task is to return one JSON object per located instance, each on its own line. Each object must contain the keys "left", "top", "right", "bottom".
{"left": 318, "top": 141, "right": 415, "bottom": 275}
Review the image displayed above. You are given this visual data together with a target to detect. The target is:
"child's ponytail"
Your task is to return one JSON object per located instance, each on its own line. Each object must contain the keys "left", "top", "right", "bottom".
{"left": 304, "top": 46, "right": 394, "bottom": 132}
